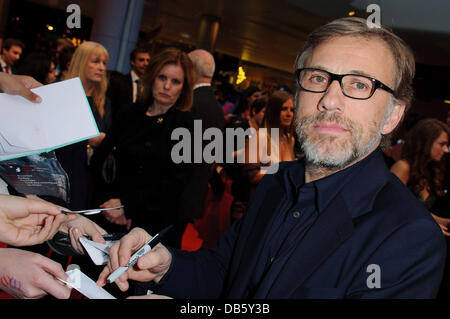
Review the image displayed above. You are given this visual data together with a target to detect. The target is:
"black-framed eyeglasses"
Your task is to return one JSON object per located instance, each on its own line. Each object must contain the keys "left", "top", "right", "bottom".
{"left": 296, "top": 68, "right": 395, "bottom": 100}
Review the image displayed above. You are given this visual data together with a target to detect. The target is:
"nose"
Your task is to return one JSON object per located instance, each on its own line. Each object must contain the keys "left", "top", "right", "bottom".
{"left": 163, "top": 80, "right": 171, "bottom": 90}
{"left": 444, "top": 145, "right": 449, "bottom": 153}
{"left": 317, "top": 80, "right": 345, "bottom": 113}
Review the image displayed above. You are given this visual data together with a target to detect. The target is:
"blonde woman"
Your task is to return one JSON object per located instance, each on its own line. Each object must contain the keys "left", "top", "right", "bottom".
{"left": 56, "top": 41, "right": 111, "bottom": 210}
{"left": 63, "top": 41, "right": 111, "bottom": 142}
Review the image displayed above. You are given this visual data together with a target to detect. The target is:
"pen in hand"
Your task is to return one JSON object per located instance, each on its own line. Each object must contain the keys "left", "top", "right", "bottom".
{"left": 106, "top": 224, "right": 173, "bottom": 284}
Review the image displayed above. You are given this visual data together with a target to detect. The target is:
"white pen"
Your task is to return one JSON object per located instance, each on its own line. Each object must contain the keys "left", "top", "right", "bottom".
{"left": 107, "top": 225, "right": 173, "bottom": 284}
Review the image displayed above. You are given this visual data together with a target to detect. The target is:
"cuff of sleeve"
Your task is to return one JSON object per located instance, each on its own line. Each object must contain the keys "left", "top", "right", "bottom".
{"left": 134, "top": 247, "right": 176, "bottom": 295}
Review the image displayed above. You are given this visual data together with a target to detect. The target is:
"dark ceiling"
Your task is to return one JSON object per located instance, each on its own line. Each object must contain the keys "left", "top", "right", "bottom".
{"left": 21, "top": 0, "right": 450, "bottom": 75}
{"left": 139, "top": 0, "right": 450, "bottom": 74}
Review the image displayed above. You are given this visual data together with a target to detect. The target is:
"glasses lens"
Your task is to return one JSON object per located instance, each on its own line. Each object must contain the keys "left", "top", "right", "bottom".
{"left": 299, "top": 69, "right": 330, "bottom": 92}
{"left": 342, "top": 75, "right": 374, "bottom": 99}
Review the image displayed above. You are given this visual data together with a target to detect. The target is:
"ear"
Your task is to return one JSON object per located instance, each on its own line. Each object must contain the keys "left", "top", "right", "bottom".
{"left": 381, "top": 100, "right": 406, "bottom": 135}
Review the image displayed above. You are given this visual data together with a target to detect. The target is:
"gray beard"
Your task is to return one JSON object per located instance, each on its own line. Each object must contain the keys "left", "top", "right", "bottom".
{"left": 296, "top": 112, "right": 383, "bottom": 171}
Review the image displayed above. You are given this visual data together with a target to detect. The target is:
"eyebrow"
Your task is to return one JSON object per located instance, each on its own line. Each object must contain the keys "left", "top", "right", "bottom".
{"left": 307, "top": 65, "right": 376, "bottom": 78}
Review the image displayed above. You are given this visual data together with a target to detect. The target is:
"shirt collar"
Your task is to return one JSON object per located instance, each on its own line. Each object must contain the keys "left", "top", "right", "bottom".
{"left": 194, "top": 83, "right": 211, "bottom": 90}
{"left": 0, "top": 56, "right": 7, "bottom": 70}
{"left": 131, "top": 70, "right": 139, "bottom": 82}
{"left": 289, "top": 148, "right": 384, "bottom": 214}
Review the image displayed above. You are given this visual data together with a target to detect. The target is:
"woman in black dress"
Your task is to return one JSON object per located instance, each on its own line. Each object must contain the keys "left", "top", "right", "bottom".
{"left": 55, "top": 41, "right": 111, "bottom": 211}
{"left": 94, "top": 47, "right": 195, "bottom": 248}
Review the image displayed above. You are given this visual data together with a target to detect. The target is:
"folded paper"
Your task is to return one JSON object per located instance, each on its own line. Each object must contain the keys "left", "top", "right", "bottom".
{"left": 80, "top": 237, "right": 117, "bottom": 265}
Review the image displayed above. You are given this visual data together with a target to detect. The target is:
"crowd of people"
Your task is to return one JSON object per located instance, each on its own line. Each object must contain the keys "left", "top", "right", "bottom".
{"left": 0, "top": 15, "right": 449, "bottom": 300}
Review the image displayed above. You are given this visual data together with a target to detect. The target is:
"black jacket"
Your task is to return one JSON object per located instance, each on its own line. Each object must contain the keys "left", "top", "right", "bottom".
{"left": 92, "top": 104, "right": 194, "bottom": 246}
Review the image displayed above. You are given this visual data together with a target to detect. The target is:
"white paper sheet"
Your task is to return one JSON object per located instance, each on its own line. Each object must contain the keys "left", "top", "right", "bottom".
{"left": 65, "top": 268, "right": 116, "bottom": 299}
{"left": 0, "top": 78, "right": 99, "bottom": 161}
{"left": 80, "top": 237, "right": 117, "bottom": 265}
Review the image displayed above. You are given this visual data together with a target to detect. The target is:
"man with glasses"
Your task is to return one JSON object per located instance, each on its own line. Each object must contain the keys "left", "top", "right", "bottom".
{"left": 98, "top": 17, "right": 445, "bottom": 299}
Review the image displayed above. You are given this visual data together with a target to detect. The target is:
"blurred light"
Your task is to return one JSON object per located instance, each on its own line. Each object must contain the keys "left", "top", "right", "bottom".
{"left": 179, "top": 32, "right": 190, "bottom": 39}
{"left": 348, "top": 11, "right": 355, "bottom": 16}
{"left": 444, "top": 100, "right": 450, "bottom": 104}
{"left": 47, "top": 25, "right": 54, "bottom": 31}
{"left": 236, "top": 66, "right": 247, "bottom": 85}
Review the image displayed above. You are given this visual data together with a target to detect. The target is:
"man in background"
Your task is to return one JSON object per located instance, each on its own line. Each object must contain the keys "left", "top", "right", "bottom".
{"left": 0, "top": 38, "right": 24, "bottom": 74}
{"left": 107, "top": 46, "right": 151, "bottom": 117}
{"left": 177, "top": 49, "right": 225, "bottom": 241}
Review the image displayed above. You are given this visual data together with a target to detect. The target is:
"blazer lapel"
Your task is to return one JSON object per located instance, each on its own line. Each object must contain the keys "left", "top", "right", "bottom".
{"left": 266, "top": 193, "right": 354, "bottom": 298}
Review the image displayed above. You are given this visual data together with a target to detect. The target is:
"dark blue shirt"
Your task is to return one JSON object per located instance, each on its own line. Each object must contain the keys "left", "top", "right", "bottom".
{"left": 248, "top": 150, "right": 378, "bottom": 298}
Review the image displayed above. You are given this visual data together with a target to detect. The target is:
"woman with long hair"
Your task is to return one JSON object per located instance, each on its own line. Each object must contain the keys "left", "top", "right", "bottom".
{"left": 230, "top": 90, "right": 296, "bottom": 222}
{"left": 94, "top": 47, "right": 195, "bottom": 248}
{"left": 63, "top": 41, "right": 111, "bottom": 137}
{"left": 391, "top": 118, "right": 450, "bottom": 234}
{"left": 55, "top": 41, "right": 111, "bottom": 210}
{"left": 244, "top": 90, "right": 296, "bottom": 183}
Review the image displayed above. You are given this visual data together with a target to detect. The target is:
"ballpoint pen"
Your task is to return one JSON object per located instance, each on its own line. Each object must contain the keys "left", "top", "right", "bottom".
{"left": 107, "top": 224, "right": 173, "bottom": 284}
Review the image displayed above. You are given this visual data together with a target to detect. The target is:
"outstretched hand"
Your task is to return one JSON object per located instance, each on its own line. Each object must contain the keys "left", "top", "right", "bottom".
{"left": 0, "top": 194, "right": 74, "bottom": 246}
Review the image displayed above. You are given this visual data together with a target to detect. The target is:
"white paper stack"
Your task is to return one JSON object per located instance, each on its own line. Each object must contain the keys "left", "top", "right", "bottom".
{"left": 0, "top": 78, "right": 99, "bottom": 161}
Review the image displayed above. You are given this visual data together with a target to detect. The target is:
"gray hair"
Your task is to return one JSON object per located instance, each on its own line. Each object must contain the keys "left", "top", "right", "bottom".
{"left": 188, "top": 49, "right": 215, "bottom": 78}
{"left": 295, "top": 17, "right": 415, "bottom": 109}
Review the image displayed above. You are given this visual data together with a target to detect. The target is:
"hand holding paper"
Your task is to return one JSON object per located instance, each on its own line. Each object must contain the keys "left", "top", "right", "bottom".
{"left": 0, "top": 78, "right": 99, "bottom": 161}
{"left": 0, "top": 248, "right": 71, "bottom": 299}
{"left": 0, "top": 194, "right": 74, "bottom": 246}
{"left": 0, "top": 73, "right": 42, "bottom": 103}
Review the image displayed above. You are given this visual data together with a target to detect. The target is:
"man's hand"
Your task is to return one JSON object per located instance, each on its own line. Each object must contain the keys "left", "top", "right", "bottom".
{"left": 100, "top": 198, "right": 131, "bottom": 230}
{"left": 0, "top": 194, "right": 74, "bottom": 246}
{"left": 0, "top": 73, "right": 42, "bottom": 103}
{"left": 59, "top": 215, "right": 108, "bottom": 254}
{"left": 97, "top": 227, "right": 172, "bottom": 292}
{"left": 0, "top": 248, "right": 71, "bottom": 299}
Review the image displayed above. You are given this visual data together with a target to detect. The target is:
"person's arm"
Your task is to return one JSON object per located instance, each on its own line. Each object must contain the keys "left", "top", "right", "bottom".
{"left": 0, "top": 248, "right": 71, "bottom": 299}
{"left": 390, "top": 159, "right": 410, "bottom": 185}
{"left": 0, "top": 73, "right": 42, "bottom": 103}
{"left": 0, "top": 194, "right": 73, "bottom": 246}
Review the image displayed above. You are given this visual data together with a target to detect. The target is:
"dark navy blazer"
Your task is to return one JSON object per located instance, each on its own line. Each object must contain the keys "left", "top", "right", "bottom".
{"left": 145, "top": 149, "right": 446, "bottom": 299}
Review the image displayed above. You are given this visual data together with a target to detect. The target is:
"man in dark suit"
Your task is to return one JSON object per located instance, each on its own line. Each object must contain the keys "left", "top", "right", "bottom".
{"left": 176, "top": 49, "right": 224, "bottom": 230}
{"left": 107, "top": 47, "right": 150, "bottom": 117}
{"left": 0, "top": 39, "right": 24, "bottom": 74}
{"left": 98, "top": 18, "right": 446, "bottom": 299}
